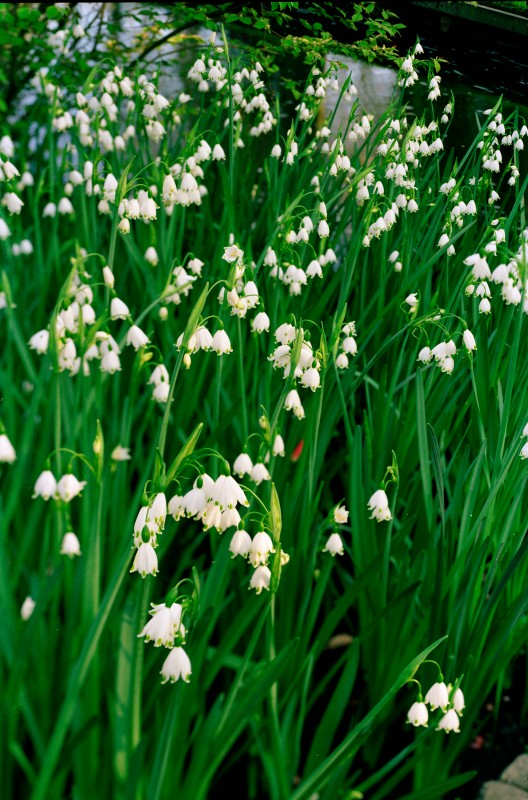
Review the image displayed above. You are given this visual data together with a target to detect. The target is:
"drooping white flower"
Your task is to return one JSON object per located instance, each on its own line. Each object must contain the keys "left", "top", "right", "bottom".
{"left": 272, "top": 434, "right": 285, "bottom": 457}
{"left": 342, "top": 337, "right": 357, "bottom": 356}
{"left": 111, "top": 445, "right": 131, "bottom": 461}
{"left": 110, "top": 297, "right": 130, "bottom": 320}
{"left": 425, "top": 681, "right": 449, "bottom": 711}
{"left": 184, "top": 475, "right": 213, "bottom": 517}
{"left": 436, "top": 709, "right": 460, "bottom": 733}
{"left": 138, "top": 602, "right": 183, "bottom": 647}
{"left": 144, "top": 246, "right": 159, "bottom": 266}
{"left": 153, "top": 382, "right": 170, "bottom": 403}
{"left": 168, "top": 495, "right": 185, "bottom": 521}
{"left": 212, "top": 474, "right": 248, "bottom": 509}
{"left": 20, "top": 596, "right": 36, "bottom": 620}
{"left": 407, "top": 701, "right": 428, "bottom": 727}
{"left": 56, "top": 473, "right": 86, "bottom": 501}
{"left": 0, "top": 433, "right": 16, "bottom": 463}
{"left": 334, "top": 505, "right": 349, "bottom": 524}
{"left": 149, "top": 493, "right": 167, "bottom": 531}
{"left": 250, "top": 463, "right": 271, "bottom": 485}
{"left": 367, "top": 489, "right": 392, "bottom": 522}
{"left": 452, "top": 687, "right": 465, "bottom": 715}
{"left": 323, "top": 533, "right": 344, "bottom": 556}
{"left": 219, "top": 506, "right": 241, "bottom": 531}
{"left": 3, "top": 192, "right": 24, "bottom": 214}
{"left": 233, "top": 452, "right": 253, "bottom": 478}
{"left": 249, "top": 565, "right": 271, "bottom": 594}
{"left": 229, "top": 529, "right": 252, "bottom": 558}
{"left": 33, "top": 470, "right": 57, "bottom": 500}
{"left": 126, "top": 325, "right": 149, "bottom": 350}
{"left": 418, "top": 346, "right": 432, "bottom": 363}
{"left": 300, "top": 367, "right": 321, "bottom": 392}
{"left": 131, "top": 542, "right": 158, "bottom": 577}
{"left": 252, "top": 311, "right": 270, "bottom": 333}
{"left": 60, "top": 532, "right": 82, "bottom": 558}
{"left": 201, "top": 501, "right": 222, "bottom": 530}
{"left": 223, "top": 244, "right": 244, "bottom": 263}
{"left": 520, "top": 442, "right": 528, "bottom": 460}
{"left": 463, "top": 330, "right": 476, "bottom": 351}
{"left": 212, "top": 329, "right": 232, "bottom": 354}
{"left": 318, "top": 219, "right": 330, "bottom": 238}
{"left": 440, "top": 356, "right": 454, "bottom": 374}
{"left": 284, "top": 389, "right": 304, "bottom": 419}
{"left": 249, "top": 531, "right": 275, "bottom": 566}
{"left": 160, "top": 646, "right": 192, "bottom": 683}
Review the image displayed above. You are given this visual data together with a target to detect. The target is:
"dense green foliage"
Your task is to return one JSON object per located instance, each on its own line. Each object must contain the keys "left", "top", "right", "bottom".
{"left": 1, "top": 4, "right": 528, "bottom": 800}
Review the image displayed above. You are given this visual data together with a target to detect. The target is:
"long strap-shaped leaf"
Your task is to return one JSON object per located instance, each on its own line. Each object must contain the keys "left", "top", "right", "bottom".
{"left": 30, "top": 546, "right": 131, "bottom": 800}
{"left": 290, "top": 635, "right": 448, "bottom": 800}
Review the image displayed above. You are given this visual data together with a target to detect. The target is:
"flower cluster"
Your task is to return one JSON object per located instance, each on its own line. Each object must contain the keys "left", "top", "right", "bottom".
{"left": 138, "top": 601, "right": 191, "bottom": 684}
{"left": 322, "top": 504, "right": 349, "bottom": 556}
{"left": 407, "top": 677, "right": 465, "bottom": 734}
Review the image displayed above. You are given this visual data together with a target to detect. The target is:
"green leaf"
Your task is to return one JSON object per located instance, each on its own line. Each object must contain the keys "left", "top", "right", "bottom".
{"left": 166, "top": 422, "right": 204, "bottom": 483}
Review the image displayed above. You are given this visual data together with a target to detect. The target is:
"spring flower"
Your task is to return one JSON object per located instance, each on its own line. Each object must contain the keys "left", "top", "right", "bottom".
{"left": 33, "top": 470, "right": 57, "bottom": 500}
{"left": 334, "top": 505, "right": 349, "bottom": 524}
{"left": 153, "top": 383, "right": 170, "bottom": 403}
{"left": 21, "top": 596, "right": 36, "bottom": 620}
{"left": 418, "top": 346, "right": 432, "bottom": 363}
{"left": 56, "top": 473, "right": 86, "bottom": 502}
{"left": 149, "top": 364, "right": 170, "bottom": 386}
{"left": 479, "top": 298, "right": 491, "bottom": 314}
{"left": 3, "top": 192, "right": 24, "bottom": 214}
{"left": 300, "top": 367, "right": 321, "bottom": 391}
{"left": 110, "top": 297, "right": 130, "bottom": 320}
{"left": 131, "top": 542, "right": 158, "bottom": 577}
{"left": 284, "top": 389, "right": 305, "bottom": 419}
{"left": 145, "top": 246, "right": 159, "bottom": 266}
{"left": 271, "top": 144, "right": 282, "bottom": 158}
{"left": 212, "top": 474, "right": 248, "bottom": 509}
{"left": 184, "top": 476, "right": 212, "bottom": 518}
{"left": 425, "top": 681, "right": 449, "bottom": 711}
{"left": 0, "top": 433, "right": 16, "bottom": 462}
{"left": 407, "top": 701, "right": 428, "bottom": 727}
{"left": 336, "top": 353, "right": 349, "bottom": 369}
{"left": 223, "top": 244, "right": 244, "bottom": 263}
{"left": 58, "top": 197, "right": 74, "bottom": 215}
{"left": 233, "top": 453, "right": 253, "bottom": 478}
{"left": 252, "top": 311, "right": 270, "bottom": 333}
{"left": 212, "top": 144, "right": 226, "bottom": 160}
{"left": 437, "top": 709, "right": 460, "bottom": 733}
{"left": 273, "top": 434, "right": 285, "bottom": 457}
{"left": 342, "top": 337, "right": 357, "bottom": 356}
{"left": 60, "top": 532, "right": 82, "bottom": 558}
{"left": 318, "top": 219, "right": 330, "bottom": 238}
{"left": 249, "top": 565, "right": 271, "bottom": 594}
{"left": 230, "top": 529, "right": 252, "bottom": 558}
{"left": 160, "top": 646, "right": 192, "bottom": 684}
{"left": 111, "top": 445, "right": 131, "bottom": 461}
{"left": 127, "top": 325, "right": 149, "bottom": 350}
{"left": 212, "top": 329, "right": 232, "bottom": 354}
{"left": 149, "top": 493, "right": 167, "bottom": 531}
{"left": 463, "top": 330, "right": 476, "bottom": 351}
{"left": 167, "top": 496, "right": 184, "bottom": 522}
{"left": 367, "top": 489, "right": 392, "bottom": 522}
{"left": 452, "top": 687, "right": 465, "bottom": 715}
{"left": 138, "top": 602, "right": 184, "bottom": 647}
{"left": 520, "top": 442, "right": 528, "bottom": 459}
{"left": 440, "top": 356, "right": 454, "bottom": 374}
{"left": 249, "top": 532, "right": 275, "bottom": 566}
{"left": 405, "top": 293, "right": 419, "bottom": 312}
{"left": 323, "top": 533, "right": 344, "bottom": 556}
